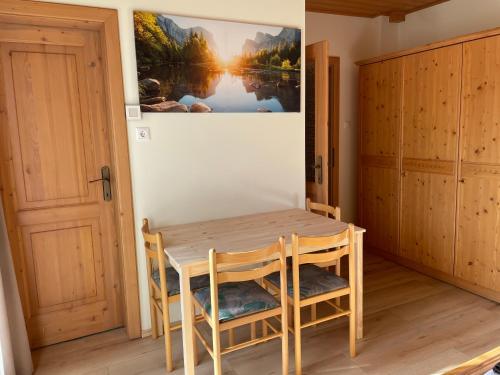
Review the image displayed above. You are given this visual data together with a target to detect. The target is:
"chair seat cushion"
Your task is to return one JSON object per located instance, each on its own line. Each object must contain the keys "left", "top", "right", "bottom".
{"left": 193, "top": 281, "right": 279, "bottom": 323}
{"left": 152, "top": 267, "right": 210, "bottom": 296}
{"left": 265, "top": 264, "right": 348, "bottom": 299}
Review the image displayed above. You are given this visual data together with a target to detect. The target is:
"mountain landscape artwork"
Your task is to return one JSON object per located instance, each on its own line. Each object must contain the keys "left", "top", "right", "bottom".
{"left": 133, "top": 11, "right": 301, "bottom": 113}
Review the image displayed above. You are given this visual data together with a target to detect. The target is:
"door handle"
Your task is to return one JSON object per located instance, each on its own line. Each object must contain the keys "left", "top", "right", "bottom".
{"left": 314, "top": 155, "right": 323, "bottom": 184}
{"left": 89, "top": 166, "right": 112, "bottom": 201}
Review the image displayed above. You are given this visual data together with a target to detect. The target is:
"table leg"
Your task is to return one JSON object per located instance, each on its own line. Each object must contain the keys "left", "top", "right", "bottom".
{"left": 180, "top": 268, "right": 195, "bottom": 374}
{"left": 355, "top": 232, "right": 364, "bottom": 339}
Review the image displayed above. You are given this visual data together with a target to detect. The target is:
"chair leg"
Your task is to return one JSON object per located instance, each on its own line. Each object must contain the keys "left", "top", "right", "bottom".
{"left": 261, "top": 282, "right": 269, "bottom": 338}
{"left": 311, "top": 303, "right": 317, "bottom": 327}
{"left": 348, "top": 243, "right": 357, "bottom": 358}
{"left": 281, "top": 316, "right": 289, "bottom": 374}
{"left": 228, "top": 328, "right": 235, "bottom": 347}
{"left": 192, "top": 302, "right": 199, "bottom": 366}
{"left": 163, "top": 326, "right": 173, "bottom": 372}
{"left": 161, "top": 303, "right": 173, "bottom": 372}
{"left": 349, "top": 292, "right": 356, "bottom": 357}
{"left": 336, "top": 260, "right": 342, "bottom": 306}
{"left": 293, "top": 304, "right": 302, "bottom": 375}
{"left": 212, "top": 327, "right": 222, "bottom": 375}
{"left": 250, "top": 322, "right": 256, "bottom": 340}
{"left": 288, "top": 305, "right": 294, "bottom": 330}
{"left": 150, "top": 297, "right": 158, "bottom": 339}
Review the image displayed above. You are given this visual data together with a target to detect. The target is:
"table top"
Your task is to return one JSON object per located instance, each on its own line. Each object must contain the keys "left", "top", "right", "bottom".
{"left": 157, "top": 208, "right": 365, "bottom": 273}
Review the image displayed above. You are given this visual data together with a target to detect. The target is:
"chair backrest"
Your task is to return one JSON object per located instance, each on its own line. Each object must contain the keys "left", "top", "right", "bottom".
{"left": 291, "top": 224, "right": 355, "bottom": 291}
{"left": 208, "top": 238, "right": 287, "bottom": 325}
{"left": 142, "top": 218, "right": 169, "bottom": 301}
{"left": 306, "top": 197, "right": 341, "bottom": 221}
{"left": 292, "top": 224, "right": 354, "bottom": 267}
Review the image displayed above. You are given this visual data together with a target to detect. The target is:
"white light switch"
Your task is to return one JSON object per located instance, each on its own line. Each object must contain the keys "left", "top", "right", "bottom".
{"left": 135, "top": 127, "right": 151, "bottom": 142}
{"left": 126, "top": 105, "right": 142, "bottom": 120}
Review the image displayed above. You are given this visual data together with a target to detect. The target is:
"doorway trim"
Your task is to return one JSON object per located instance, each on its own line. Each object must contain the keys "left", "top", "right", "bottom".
{"left": 328, "top": 56, "right": 340, "bottom": 207}
{"left": 0, "top": 0, "right": 141, "bottom": 339}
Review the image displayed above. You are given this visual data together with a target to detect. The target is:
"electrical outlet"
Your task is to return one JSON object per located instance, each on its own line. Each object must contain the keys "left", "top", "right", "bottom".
{"left": 135, "top": 127, "right": 150, "bottom": 142}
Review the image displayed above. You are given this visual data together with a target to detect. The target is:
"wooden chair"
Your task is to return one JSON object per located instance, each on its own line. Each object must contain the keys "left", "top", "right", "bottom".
{"left": 305, "top": 197, "right": 342, "bottom": 320}
{"left": 192, "top": 238, "right": 289, "bottom": 375}
{"left": 264, "top": 224, "right": 356, "bottom": 375}
{"left": 306, "top": 197, "right": 341, "bottom": 221}
{"left": 141, "top": 218, "right": 210, "bottom": 372}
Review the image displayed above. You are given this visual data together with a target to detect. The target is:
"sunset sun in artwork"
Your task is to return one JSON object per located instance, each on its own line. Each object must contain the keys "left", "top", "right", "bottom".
{"left": 134, "top": 11, "right": 301, "bottom": 113}
{"left": 167, "top": 15, "right": 285, "bottom": 63}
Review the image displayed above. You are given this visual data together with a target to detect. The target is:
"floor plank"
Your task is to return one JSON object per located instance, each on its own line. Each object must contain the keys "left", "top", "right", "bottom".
{"left": 32, "top": 254, "right": 500, "bottom": 374}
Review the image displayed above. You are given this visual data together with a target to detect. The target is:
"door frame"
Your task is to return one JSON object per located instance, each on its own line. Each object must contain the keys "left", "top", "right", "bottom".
{"left": 305, "top": 41, "right": 329, "bottom": 204}
{"left": 0, "top": 0, "right": 141, "bottom": 339}
{"left": 328, "top": 56, "right": 340, "bottom": 208}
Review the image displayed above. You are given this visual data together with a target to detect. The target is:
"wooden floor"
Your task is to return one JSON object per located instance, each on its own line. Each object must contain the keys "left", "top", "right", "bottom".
{"left": 32, "top": 254, "right": 500, "bottom": 374}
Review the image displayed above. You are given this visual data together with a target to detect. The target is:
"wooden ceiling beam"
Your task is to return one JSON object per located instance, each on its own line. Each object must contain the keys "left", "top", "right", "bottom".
{"left": 388, "top": 11, "right": 406, "bottom": 22}
{"left": 306, "top": 1, "right": 378, "bottom": 17}
{"left": 407, "top": 0, "right": 450, "bottom": 14}
{"left": 306, "top": 4, "right": 376, "bottom": 17}
{"left": 305, "top": 0, "right": 450, "bottom": 19}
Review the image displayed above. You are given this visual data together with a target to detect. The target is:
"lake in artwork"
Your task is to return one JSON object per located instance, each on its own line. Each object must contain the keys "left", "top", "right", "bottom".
{"left": 133, "top": 12, "right": 301, "bottom": 113}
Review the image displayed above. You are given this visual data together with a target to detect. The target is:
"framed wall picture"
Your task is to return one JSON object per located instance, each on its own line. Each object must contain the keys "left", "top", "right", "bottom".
{"left": 133, "top": 11, "right": 301, "bottom": 113}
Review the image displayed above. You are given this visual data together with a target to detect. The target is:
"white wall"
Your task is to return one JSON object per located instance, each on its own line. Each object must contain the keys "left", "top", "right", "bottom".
{"left": 35, "top": 0, "right": 305, "bottom": 330}
{"left": 0, "top": 201, "right": 32, "bottom": 375}
{"left": 305, "top": 12, "right": 382, "bottom": 223}
{"left": 380, "top": 0, "right": 500, "bottom": 53}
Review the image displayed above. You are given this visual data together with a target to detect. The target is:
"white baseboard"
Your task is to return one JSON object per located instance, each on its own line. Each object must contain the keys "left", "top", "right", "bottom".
{"left": 141, "top": 328, "right": 152, "bottom": 338}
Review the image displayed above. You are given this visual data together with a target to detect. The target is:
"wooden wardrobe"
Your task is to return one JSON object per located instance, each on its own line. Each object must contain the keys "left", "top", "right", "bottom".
{"left": 358, "top": 28, "right": 500, "bottom": 302}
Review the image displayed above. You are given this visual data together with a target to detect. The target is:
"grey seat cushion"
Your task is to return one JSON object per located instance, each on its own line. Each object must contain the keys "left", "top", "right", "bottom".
{"left": 193, "top": 281, "right": 279, "bottom": 323}
{"left": 152, "top": 267, "right": 210, "bottom": 296}
{"left": 265, "top": 264, "right": 348, "bottom": 299}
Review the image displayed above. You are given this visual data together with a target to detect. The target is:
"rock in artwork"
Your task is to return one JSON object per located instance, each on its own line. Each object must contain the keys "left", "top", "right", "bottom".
{"left": 133, "top": 11, "right": 301, "bottom": 113}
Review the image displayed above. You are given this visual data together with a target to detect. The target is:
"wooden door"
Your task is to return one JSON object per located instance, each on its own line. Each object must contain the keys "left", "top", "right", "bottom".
{"left": 359, "top": 59, "right": 402, "bottom": 255}
{"left": 306, "top": 41, "right": 329, "bottom": 204}
{"left": 456, "top": 35, "right": 500, "bottom": 291}
{"left": 400, "top": 45, "right": 462, "bottom": 274}
{"left": 0, "top": 22, "right": 123, "bottom": 347}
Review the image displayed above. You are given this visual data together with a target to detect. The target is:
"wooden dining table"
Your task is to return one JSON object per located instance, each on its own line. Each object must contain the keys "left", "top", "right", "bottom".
{"left": 157, "top": 208, "right": 366, "bottom": 374}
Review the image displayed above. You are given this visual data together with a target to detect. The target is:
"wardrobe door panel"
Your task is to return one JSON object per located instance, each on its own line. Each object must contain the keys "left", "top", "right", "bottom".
{"left": 360, "top": 60, "right": 402, "bottom": 158}
{"left": 403, "top": 45, "right": 462, "bottom": 161}
{"left": 461, "top": 36, "right": 500, "bottom": 164}
{"left": 456, "top": 35, "right": 500, "bottom": 291}
{"left": 400, "top": 167, "right": 456, "bottom": 274}
{"left": 400, "top": 45, "right": 462, "bottom": 274}
{"left": 359, "top": 59, "right": 403, "bottom": 255}
{"left": 360, "top": 163, "right": 399, "bottom": 255}
{"left": 456, "top": 169, "right": 500, "bottom": 291}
